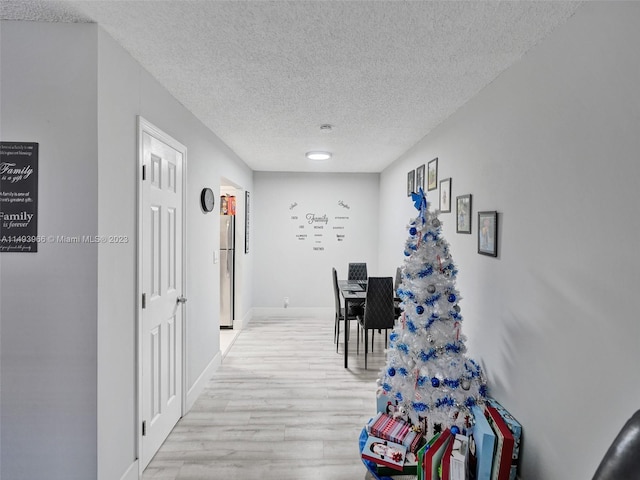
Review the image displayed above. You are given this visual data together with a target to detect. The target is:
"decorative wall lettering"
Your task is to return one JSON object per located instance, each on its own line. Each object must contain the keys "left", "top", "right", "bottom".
{"left": 289, "top": 199, "right": 353, "bottom": 251}
{"left": 306, "top": 213, "right": 329, "bottom": 225}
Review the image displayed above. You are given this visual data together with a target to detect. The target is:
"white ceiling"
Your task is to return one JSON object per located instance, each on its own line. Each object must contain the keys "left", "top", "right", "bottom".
{"left": 1, "top": 0, "right": 581, "bottom": 173}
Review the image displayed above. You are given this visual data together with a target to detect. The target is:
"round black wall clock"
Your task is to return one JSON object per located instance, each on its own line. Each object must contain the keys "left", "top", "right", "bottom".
{"left": 200, "top": 187, "right": 215, "bottom": 212}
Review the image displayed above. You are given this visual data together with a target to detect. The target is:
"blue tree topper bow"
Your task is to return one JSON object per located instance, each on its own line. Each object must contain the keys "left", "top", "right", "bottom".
{"left": 411, "top": 187, "right": 427, "bottom": 221}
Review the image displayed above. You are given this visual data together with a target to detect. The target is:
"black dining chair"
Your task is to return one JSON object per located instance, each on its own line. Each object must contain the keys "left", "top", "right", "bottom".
{"left": 394, "top": 266, "right": 402, "bottom": 317}
{"left": 332, "top": 267, "right": 359, "bottom": 352}
{"left": 348, "top": 262, "right": 368, "bottom": 281}
{"left": 356, "top": 277, "right": 396, "bottom": 369}
{"left": 347, "top": 263, "right": 367, "bottom": 310}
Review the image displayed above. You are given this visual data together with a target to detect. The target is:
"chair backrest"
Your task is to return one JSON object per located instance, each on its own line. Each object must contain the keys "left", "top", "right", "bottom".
{"left": 362, "top": 277, "right": 395, "bottom": 330}
{"left": 348, "top": 262, "right": 368, "bottom": 281}
{"left": 394, "top": 266, "right": 402, "bottom": 294}
{"left": 592, "top": 409, "right": 640, "bottom": 480}
{"left": 332, "top": 267, "right": 341, "bottom": 315}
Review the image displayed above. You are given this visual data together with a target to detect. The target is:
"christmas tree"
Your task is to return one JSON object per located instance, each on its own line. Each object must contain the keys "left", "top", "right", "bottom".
{"left": 377, "top": 188, "right": 488, "bottom": 438}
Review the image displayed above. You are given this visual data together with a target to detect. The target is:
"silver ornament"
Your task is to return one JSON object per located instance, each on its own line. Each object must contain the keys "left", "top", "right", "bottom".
{"left": 432, "top": 219, "right": 440, "bottom": 228}
{"left": 427, "top": 284, "right": 436, "bottom": 294}
{"left": 461, "top": 378, "right": 471, "bottom": 390}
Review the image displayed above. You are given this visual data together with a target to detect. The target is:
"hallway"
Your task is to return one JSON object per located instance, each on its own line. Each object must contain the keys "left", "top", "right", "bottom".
{"left": 142, "top": 312, "right": 388, "bottom": 479}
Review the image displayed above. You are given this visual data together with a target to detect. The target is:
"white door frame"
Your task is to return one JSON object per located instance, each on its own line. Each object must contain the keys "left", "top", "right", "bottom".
{"left": 136, "top": 116, "right": 188, "bottom": 474}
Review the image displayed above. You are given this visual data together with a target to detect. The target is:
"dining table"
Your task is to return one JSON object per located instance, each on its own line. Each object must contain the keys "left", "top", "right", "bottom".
{"left": 337, "top": 279, "right": 367, "bottom": 368}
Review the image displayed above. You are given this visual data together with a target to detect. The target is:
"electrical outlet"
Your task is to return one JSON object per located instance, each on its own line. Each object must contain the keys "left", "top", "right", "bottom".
{"left": 284, "top": 297, "right": 289, "bottom": 308}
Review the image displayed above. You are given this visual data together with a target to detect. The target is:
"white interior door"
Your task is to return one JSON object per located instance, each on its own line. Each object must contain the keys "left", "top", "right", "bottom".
{"left": 138, "top": 118, "right": 186, "bottom": 471}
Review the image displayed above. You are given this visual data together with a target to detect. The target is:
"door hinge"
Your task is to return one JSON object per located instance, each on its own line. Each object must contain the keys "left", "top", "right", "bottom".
{"left": 142, "top": 293, "right": 146, "bottom": 309}
{"left": 142, "top": 420, "right": 147, "bottom": 436}
{"left": 142, "top": 164, "right": 146, "bottom": 181}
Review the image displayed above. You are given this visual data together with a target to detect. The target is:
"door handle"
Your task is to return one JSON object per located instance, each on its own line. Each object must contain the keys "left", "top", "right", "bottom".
{"left": 176, "top": 296, "right": 187, "bottom": 304}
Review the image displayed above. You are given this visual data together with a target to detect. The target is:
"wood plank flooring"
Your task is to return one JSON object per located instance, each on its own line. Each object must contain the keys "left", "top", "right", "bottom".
{"left": 142, "top": 312, "right": 391, "bottom": 479}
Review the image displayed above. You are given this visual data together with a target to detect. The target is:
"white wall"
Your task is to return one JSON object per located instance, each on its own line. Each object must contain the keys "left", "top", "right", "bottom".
{"left": 380, "top": 3, "right": 640, "bottom": 479}
{"left": 1, "top": 20, "right": 253, "bottom": 480}
{"left": 253, "top": 172, "right": 380, "bottom": 309}
{"left": 96, "top": 26, "right": 140, "bottom": 480}
{"left": 96, "top": 27, "right": 253, "bottom": 480}
{"left": 1, "top": 21, "right": 99, "bottom": 480}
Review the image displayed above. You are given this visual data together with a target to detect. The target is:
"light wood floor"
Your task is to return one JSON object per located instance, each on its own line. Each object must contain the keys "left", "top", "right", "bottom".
{"left": 142, "top": 312, "right": 391, "bottom": 479}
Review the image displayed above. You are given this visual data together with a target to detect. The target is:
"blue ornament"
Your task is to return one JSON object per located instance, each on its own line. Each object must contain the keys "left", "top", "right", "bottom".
{"left": 451, "top": 425, "right": 460, "bottom": 435}
{"left": 431, "top": 377, "right": 440, "bottom": 388}
{"left": 388, "top": 367, "right": 396, "bottom": 377}
{"left": 409, "top": 227, "right": 417, "bottom": 236}
{"left": 416, "top": 305, "right": 424, "bottom": 315}
{"left": 448, "top": 294, "right": 457, "bottom": 303}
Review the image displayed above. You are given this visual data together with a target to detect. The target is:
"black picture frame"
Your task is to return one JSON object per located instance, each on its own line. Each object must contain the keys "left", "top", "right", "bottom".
{"left": 407, "top": 170, "right": 415, "bottom": 197}
{"left": 416, "top": 164, "right": 425, "bottom": 192}
{"left": 439, "top": 177, "right": 451, "bottom": 213}
{"left": 427, "top": 157, "right": 438, "bottom": 191}
{"left": 478, "top": 211, "right": 498, "bottom": 257}
{"left": 456, "top": 194, "right": 472, "bottom": 234}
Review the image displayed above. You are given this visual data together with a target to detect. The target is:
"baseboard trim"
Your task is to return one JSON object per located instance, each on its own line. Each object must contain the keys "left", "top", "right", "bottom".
{"left": 252, "top": 307, "right": 333, "bottom": 318}
{"left": 119, "top": 460, "right": 138, "bottom": 480}
{"left": 234, "top": 307, "right": 253, "bottom": 330}
{"left": 185, "top": 351, "right": 221, "bottom": 412}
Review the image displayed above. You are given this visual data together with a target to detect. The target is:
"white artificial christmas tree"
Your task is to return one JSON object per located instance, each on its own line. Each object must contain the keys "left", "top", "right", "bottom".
{"left": 377, "top": 189, "right": 488, "bottom": 438}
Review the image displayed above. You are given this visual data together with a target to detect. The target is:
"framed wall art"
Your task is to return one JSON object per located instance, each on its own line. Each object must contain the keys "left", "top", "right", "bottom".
{"left": 427, "top": 157, "right": 438, "bottom": 191}
{"left": 456, "top": 194, "right": 472, "bottom": 234}
{"left": 407, "top": 169, "right": 415, "bottom": 196}
{"left": 416, "top": 164, "right": 425, "bottom": 192}
{"left": 478, "top": 210, "right": 498, "bottom": 257}
{"left": 245, "top": 191, "right": 250, "bottom": 254}
{"left": 439, "top": 177, "right": 451, "bottom": 213}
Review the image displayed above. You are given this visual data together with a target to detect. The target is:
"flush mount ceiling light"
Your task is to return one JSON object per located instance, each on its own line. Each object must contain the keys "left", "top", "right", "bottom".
{"left": 305, "top": 151, "right": 332, "bottom": 161}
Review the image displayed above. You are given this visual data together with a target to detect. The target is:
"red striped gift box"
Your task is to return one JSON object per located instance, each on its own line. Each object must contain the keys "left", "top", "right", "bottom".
{"left": 370, "top": 413, "right": 423, "bottom": 453}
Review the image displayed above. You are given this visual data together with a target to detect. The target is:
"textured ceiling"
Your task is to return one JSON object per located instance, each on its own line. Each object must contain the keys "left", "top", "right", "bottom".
{"left": 1, "top": 1, "right": 581, "bottom": 173}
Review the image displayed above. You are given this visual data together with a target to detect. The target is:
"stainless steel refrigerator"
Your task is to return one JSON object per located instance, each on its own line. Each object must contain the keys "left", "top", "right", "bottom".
{"left": 220, "top": 215, "right": 235, "bottom": 328}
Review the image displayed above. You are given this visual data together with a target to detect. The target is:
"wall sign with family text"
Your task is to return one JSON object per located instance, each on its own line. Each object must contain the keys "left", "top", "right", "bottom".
{"left": 0, "top": 142, "right": 39, "bottom": 252}
{"left": 289, "top": 199, "right": 352, "bottom": 252}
